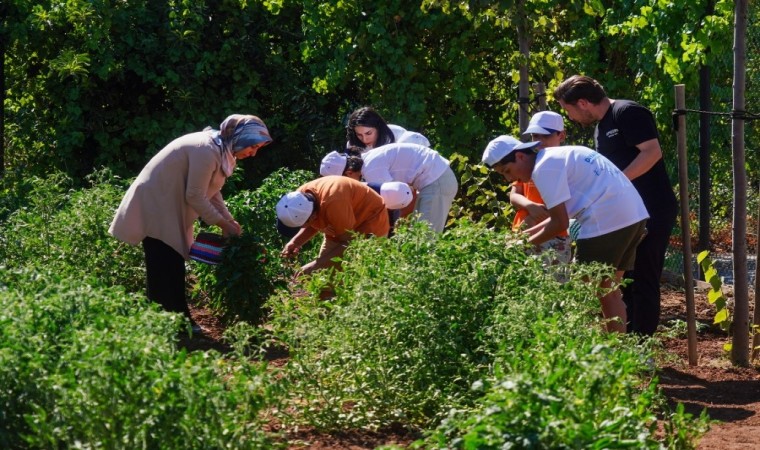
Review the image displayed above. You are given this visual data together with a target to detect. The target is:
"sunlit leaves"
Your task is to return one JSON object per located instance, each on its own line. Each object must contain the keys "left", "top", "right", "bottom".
{"left": 697, "top": 250, "right": 732, "bottom": 333}
{"left": 49, "top": 49, "right": 90, "bottom": 80}
{"left": 261, "top": 0, "right": 285, "bottom": 14}
{"left": 0, "top": 269, "right": 278, "bottom": 448}
{"left": 582, "top": 0, "right": 604, "bottom": 17}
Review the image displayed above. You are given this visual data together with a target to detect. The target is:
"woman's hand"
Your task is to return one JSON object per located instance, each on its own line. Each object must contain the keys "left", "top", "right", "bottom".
{"left": 220, "top": 219, "right": 242, "bottom": 237}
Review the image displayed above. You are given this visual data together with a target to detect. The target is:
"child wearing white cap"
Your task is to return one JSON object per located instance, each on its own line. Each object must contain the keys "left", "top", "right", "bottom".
{"left": 319, "top": 150, "right": 414, "bottom": 209}
{"left": 482, "top": 136, "right": 649, "bottom": 333}
{"left": 318, "top": 150, "right": 414, "bottom": 236}
{"left": 359, "top": 142, "right": 458, "bottom": 233}
{"left": 509, "top": 111, "right": 571, "bottom": 265}
{"left": 277, "top": 176, "right": 390, "bottom": 275}
{"left": 524, "top": 110, "right": 566, "bottom": 137}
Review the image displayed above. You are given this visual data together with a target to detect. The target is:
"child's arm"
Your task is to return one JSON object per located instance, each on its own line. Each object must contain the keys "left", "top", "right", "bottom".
{"left": 282, "top": 226, "right": 319, "bottom": 257}
{"left": 525, "top": 203, "right": 569, "bottom": 246}
{"left": 510, "top": 184, "right": 549, "bottom": 227}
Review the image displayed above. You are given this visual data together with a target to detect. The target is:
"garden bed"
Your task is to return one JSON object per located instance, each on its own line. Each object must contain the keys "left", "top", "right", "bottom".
{"left": 183, "top": 284, "right": 759, "bottom": 449}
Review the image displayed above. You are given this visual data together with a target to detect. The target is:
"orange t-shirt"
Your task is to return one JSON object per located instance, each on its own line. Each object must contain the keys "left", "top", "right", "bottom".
{"left": 299, "top": 176, "right": 390, "bottom": 240}
{"left": 512, "top": 181, "right": 569, "bottom": 237}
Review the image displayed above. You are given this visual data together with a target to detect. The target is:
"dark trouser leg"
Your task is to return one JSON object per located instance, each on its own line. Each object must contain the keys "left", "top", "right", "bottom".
{"left": 142, "top": 237, "right": 191, "bottom": 318}
{"left": 623, "top": 208, "right": 677, "bottom": 335}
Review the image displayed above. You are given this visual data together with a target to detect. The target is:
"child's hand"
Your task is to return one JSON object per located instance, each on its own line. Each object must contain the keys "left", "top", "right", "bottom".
{"left": 523, "top": 203, "right": 549, "bottom": 226}
{"left": 281, "top": 241, "right": 301, "bottom": 258}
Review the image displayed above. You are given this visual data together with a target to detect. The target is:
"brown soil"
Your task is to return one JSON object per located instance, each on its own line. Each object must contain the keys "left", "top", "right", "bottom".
{"left": 183, "top": 284, "right": 760, "bottom": 449}
{"left": 658, "top": 285, "right": 760, "bottom": 450}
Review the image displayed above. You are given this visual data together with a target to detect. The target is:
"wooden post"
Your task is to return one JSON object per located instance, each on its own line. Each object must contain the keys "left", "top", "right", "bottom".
{"left": 676, "top": 84, "right": 698, "bottom": 366}
{"left": 698, "top": 65, "right": 711, "bottom": 265}
{"left": 516, "top": 0, "right": 530, "bottom": 133}
{"left": 533, "top": 82, "right": 547, "bottom": 111}
{"left": 730, "top": 0, "right": 749, "bottom": 366}
{"left": 752, "top": 183, "right": 760, "bottom": 361}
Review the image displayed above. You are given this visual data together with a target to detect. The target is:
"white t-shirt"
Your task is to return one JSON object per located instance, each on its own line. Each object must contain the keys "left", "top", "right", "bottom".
{"left": 361, "top": 143, "right": 450, "bottom": 191}
{"left": 532, "top": 145, "right": 649, "bottom": 239}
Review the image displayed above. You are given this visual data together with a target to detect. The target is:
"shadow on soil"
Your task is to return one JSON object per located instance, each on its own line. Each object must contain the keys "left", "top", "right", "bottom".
{"left": 659, "top": 367, "right": 760, "bottom": 422}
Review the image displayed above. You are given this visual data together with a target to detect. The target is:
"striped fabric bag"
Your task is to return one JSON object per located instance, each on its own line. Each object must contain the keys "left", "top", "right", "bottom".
{"left": 189, "top": 232, "right": 227, "bottom": 265}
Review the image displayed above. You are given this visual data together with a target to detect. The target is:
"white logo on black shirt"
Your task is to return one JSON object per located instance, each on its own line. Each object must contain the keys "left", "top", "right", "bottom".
{"left": 606, "top": 129, "right": 619, "bottom": 138}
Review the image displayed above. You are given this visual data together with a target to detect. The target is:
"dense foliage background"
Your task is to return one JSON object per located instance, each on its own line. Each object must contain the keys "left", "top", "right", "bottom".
{"left": 3, "top": 0, "right": 757, "bottom": 194}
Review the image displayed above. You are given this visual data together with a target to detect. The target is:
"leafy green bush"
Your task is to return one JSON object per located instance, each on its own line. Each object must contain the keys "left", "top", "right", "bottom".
{"left": 0, "top": 267, "right": 281, "bottom": 449}
{"left": 448, "top": 152, "right": 514, "bottom": 230}
{"left": 267, "top": 218, "right": 707, "bottom": 448}
{"left": 0, "top": 167, "right": 35, "bottom": 223}
{"left": 0, "top": 168, "right": 145, "bottom": 292}
{"left": 269, "top": 219, "right": 603, "bottom": 429}
{"left": 5, "top": 0, "right": 337, "bottom": 182}
{"left": 418, "top": 319, "right": 710, "bottom": 449}
{"left": 192, "top": 168, "right": 317, "bottom": 323}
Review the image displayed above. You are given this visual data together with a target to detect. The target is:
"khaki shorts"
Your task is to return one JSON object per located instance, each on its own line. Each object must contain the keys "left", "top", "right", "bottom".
{"left": 575, "top": 220, "right": 647, "bottom": 271}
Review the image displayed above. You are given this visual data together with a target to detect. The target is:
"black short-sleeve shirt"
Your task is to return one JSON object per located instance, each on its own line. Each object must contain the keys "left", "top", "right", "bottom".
{"left": 594, "top": 100, "right": 676, "bottom": 211}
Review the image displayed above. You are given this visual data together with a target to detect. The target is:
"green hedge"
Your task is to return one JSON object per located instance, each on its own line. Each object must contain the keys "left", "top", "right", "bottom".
{"left": 267, "top": 218, "right": 709, "bottom": 448}
{"left": 0, "top": 268, "right": 281, "bottom": 449}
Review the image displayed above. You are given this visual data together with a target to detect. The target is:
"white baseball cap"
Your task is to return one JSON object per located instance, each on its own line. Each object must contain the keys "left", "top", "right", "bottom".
{"left": 379, "top": 181, "right": 414, "bottom": 209}
{"left": 320, "top": 151, "right": 347, "bottom": 177}
{"left": 388, "top": 124, "right": 407, "bottom": 141}
{"left": 276, "top": 192, "right": 314, "bottom": 228}
{"left": 397, "top": 130, "right": 431, "bottom": 148}
{"left": 523, "top": 111, "right": 565, "bottom": 135}
{"left": 481, "top": 135, "right": 540, "bottom": 167}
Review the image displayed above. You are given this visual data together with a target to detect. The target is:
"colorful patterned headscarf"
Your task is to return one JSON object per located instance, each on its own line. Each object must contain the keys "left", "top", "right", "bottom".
{"left": 219, "top": 114, "right": 272, "bottom": 153}
{"left": 214, "top": 114, "right": 272, "bottom": 176}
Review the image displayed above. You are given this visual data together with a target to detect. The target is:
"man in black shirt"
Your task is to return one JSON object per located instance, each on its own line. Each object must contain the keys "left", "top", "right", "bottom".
{"left": 554, "top": 75, "right": 678, "bottom": 336}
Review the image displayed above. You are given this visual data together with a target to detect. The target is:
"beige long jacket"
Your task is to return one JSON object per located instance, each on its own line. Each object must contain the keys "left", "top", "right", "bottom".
{"left": 109, "top": 131, "right": 234, "bottom": 259}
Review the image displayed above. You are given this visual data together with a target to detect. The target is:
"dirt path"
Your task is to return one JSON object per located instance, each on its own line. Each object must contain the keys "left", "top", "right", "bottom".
{"left": 659, "top": 288, "right": 760, "bottom": 449}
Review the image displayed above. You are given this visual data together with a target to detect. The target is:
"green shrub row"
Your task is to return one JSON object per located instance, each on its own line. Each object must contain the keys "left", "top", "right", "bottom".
{"left": 0, "top": 169, "right": 711, "bottom": 448}
{"left": 266, "top": 219, "right": 710, "bottom": 448}
{"left": 0, "top": 267, "right": 281, "bottom": 449}
{"left": 0, "top": 166, "right": 319, "bottom": 323}
{"left": 419, "top": 318, "right": 709, "bottom": 449}
{"left": 0, "top": 168, "right": 145, "bottom": 292}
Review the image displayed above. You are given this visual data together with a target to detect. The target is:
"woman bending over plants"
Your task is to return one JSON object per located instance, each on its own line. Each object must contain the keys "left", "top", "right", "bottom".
{"left": 109, "top": 114, "right": 272, "bottom": 333}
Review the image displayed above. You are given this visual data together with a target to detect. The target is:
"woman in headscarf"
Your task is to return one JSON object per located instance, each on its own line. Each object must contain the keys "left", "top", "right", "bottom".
{"left": 109, "top": 114, "right": 272, "bottom": 332}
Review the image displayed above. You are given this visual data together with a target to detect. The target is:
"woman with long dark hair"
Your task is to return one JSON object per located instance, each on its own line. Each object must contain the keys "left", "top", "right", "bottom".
{"left": 345, "top": 106, "right": 396, "bottom": 152}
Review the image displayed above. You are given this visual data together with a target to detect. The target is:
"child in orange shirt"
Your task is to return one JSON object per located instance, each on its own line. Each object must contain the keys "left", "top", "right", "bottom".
{"left": 510, "top": 111, "right": 571, "bottom": 264}
{"left": 277, "top": 176, "right": 390, "bottom": 275}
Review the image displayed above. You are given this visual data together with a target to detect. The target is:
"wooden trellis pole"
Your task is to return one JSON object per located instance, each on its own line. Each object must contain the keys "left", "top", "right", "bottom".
{"left": 752, "top": 183, "right": 760, "bottom": 361}
{"left": 534, "top": 83, "right": 547, "bottom": 111}
{"left": 675, "top": 84, "right": 698, "bottom": 365}
{"left": 730, "top": 0, "right": 749, "bottom": 366}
